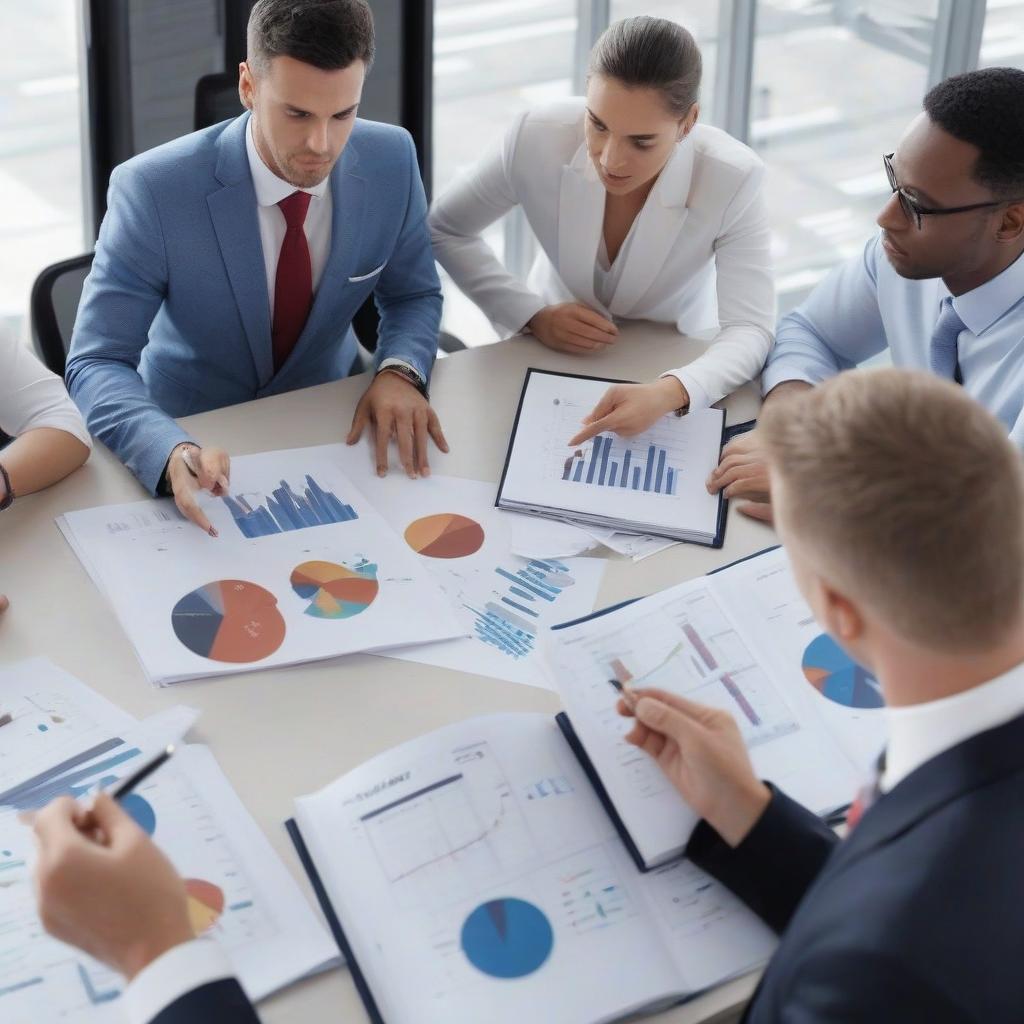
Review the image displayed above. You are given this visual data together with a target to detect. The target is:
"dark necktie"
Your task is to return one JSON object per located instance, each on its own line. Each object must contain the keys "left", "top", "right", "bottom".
{"left": 272, "top": 190, "right": 313, "bottom": 373}
{"left": 929, "top": 296, "right": 965, "bottom": 385}
{"left": 845, "top": 749, "right": 887, "bottom": 831}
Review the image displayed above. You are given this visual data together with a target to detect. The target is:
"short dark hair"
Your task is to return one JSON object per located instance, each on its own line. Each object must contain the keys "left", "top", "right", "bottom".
{"left": 923, "top": 67, "right": 1024, "bottom": 198}
{"left": 588, "top": 16, "right": 702, "bottom": 118}
{"left": 247, "top": 0, "right": 374, "bottom": 76}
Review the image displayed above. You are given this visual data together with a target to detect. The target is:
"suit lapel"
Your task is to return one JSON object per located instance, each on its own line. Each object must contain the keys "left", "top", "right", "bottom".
{"left": 274, "top": 142, "right": 366, "bottom": 385}
{"left": 607, "top": 137, "right": 694, "bottom": 316}
{"left": 207, "top": 113, "right": 274, "bottom": 388}
{"left": 557, "top": 144, "right": 607, "bottom": 316}
{"left": 826, "top": 711, "right": 1024, "bottom": 876}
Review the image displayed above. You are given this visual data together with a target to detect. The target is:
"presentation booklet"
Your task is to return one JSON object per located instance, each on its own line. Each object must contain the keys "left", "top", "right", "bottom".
{"left": 288, "top": 713, "right": 776, "bottom": 1024}
{"left": 496, "top": 369, "right": 727, "bottom": 546}
{"left": 57, "top": 445, "right": 465, "bottom": 685}
{"left": 545, "top": 547, "right": 888, "bottom": 870}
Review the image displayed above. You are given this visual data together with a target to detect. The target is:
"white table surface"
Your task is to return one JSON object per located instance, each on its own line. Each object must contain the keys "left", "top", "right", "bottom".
{"left": 0, "top": 323, "right": 775, "bottom": 1023}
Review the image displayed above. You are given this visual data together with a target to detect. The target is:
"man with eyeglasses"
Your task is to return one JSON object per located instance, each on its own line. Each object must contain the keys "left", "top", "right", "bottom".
{"left": 708, "top": 67, "right": 1024, "bottom": 522}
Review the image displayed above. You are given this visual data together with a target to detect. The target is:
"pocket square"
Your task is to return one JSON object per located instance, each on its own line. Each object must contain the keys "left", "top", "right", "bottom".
{"left": 348, "top": 262, "right": 387, "bottom": 283}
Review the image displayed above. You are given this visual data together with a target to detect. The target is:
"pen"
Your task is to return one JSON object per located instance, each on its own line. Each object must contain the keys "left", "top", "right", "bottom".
{"left": 607, "top": 676, "right": 638, "bottom": 712}
{"left": 109, "top": 744, "right": 175, "bottom": 802}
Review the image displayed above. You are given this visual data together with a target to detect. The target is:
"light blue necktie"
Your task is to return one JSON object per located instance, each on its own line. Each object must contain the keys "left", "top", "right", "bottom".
{"left": 929, "top": 296, "right": 965, "bottom": 383}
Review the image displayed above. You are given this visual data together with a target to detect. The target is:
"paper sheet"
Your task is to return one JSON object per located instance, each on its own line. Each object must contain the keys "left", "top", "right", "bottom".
{"left": 58, "top": 445, "right": 466, "bottom": 685}
{"left": 328, "top": 465, "right": 607, "bottom": 690}
{"left": 0, "top": 744, "right": 338, "bottom": 1022}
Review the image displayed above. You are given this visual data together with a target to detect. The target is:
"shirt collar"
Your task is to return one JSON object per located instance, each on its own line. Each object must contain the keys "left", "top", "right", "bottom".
{"left": 881, "top": 657, "right": 1024, "bottom": 792}
{"left": 942, "top": 248, "right": 1024, "bottom": 337}
{"left": 245, "top": 117, "right": 329, "bottom": 207}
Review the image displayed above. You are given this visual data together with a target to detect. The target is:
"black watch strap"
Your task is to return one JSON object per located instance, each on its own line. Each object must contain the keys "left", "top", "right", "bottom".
{"left": 377, "top": 364, "right": 429, "bottom": 399}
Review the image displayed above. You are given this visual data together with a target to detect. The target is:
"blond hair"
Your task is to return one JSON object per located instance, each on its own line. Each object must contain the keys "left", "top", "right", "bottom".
{"left": 760, "top": 368, "right": 1024, "bottom": 652}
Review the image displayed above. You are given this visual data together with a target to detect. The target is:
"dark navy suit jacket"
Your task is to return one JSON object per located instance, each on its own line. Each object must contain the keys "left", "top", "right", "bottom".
{"left": 688, "top": 711, "right": 1024, "bottom": 1022}
{"left": 149, "top": 978, "right": 260, "bottom": 1023}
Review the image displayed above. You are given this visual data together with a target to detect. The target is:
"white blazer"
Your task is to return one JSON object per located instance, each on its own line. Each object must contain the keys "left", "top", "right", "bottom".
{"left": 0, "top": 328, "right": 91, "bottom": 447}
{"left": 429, "top": 98, "right": 775, "bottom": 411}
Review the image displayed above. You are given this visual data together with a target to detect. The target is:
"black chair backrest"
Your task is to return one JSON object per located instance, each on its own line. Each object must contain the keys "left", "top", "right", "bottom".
{"left": 30, "top": 253, "right": 95, "bottom": 378}
{"left": 195, "top": 72, "right": 245, "bottom": 132}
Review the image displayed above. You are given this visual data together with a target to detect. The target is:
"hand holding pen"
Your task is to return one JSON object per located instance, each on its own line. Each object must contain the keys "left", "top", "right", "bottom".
{"left": 165, "top": 443, "right": 231, "bottom": 537}
{"left": 28, "top": 746, "right": 193, "bottom": 981}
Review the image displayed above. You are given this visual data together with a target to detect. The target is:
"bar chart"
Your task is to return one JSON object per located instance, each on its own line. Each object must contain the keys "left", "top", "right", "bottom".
{"left": 468, "top": 559, "right": 578, "bottom": 660}
{"left": 222, "top": 474, "right": 358, "bottom": 538}
{"left": 561, "top": 434, "right": 681, "bottom": 496}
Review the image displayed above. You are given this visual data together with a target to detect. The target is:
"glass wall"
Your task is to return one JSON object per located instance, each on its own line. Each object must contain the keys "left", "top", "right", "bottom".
{"left": 751, "top": 2, "right": 942, "bottom": 308}
{"left": 0, "top": 2, "right": 86, "bottom": 343}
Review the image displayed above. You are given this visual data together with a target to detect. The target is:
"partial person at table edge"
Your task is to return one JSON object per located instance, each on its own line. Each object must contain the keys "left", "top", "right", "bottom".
{"left": 65, "top": 0, "right": 448, "bottom": 536}
{"left": 621, "top": 368, "right": 1024, "bottom": 1021}
{"left": 708, "top": 67, "right": 1024, "bottom": 523}
{"left": 1, "top": 323, "right": 92, "bottom": 615}
{"left": 30, "top": 792, "right": 259, "bottom": 1023}
{"left": 428, "top": 15, "right": 774, "bottom": 444}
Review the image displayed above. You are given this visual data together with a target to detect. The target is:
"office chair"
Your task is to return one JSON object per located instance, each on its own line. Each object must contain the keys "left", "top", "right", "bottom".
{"left": 194, "top": 72, "right": 244, "bottom": 131}
{"left": 29, "top": 253, "right": 95, "bottom": 378}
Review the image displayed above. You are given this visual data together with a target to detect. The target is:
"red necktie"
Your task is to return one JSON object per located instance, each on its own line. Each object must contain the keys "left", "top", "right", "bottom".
{"left": 272, "top": 190, "right": 313, "bottom": 372}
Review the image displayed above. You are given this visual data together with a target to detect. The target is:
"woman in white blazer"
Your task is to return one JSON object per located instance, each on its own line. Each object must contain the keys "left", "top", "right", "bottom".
{"left": 1, "top": 326, "right": 92, "bottom": 613}
{"left": 429, "top": 16, "right": 774, "bottom": 437}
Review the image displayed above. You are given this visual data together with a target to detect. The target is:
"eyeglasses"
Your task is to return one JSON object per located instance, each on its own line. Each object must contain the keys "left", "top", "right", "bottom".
{"left": 883, "top": 153, "right": 1016, "bottom": 230}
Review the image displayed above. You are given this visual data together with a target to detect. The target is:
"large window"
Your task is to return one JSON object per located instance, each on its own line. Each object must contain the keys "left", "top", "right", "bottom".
{"left": 0, "top": 1, "right": 86, "bottom": 344}
{"left": 751, "top": 2, "right": 943, "bottom": 309}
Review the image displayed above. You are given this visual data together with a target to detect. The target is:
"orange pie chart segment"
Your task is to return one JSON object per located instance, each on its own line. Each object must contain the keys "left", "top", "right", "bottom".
{"left": 405, "top": 513, "right": 486, "bottom": 559}
{"left": 171, "top": 580, "right": 286, "bottom": 663}
{"left": 290, "top": 560, "right": 380, "bottom": 618}
{"left": 185, "top": 878, "right": 225, "bottom": 935}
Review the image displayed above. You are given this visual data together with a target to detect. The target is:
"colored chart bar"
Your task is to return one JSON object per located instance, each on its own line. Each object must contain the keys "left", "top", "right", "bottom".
{"left": 562, "top": 434, "right": 682, "bottom": 496}
{"left": 223, "top": 475, "right": 358, "bottom": 538}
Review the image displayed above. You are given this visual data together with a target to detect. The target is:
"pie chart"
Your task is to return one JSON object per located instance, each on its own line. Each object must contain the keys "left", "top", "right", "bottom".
{"left": 184, "top": 878, "right": 225, "bottom": 935}
{"left": 460, "top": 898, "right": 554, "bottom": 979}
{"left": 802, "top": 634, "right": 884, "bottom": 709}
{"left": 121, "top": 793, "right": 156, "bottom": 836}
{"left": 171, "top": 581, "right": 286, "bottom": 663}
{"left": 405, "top": 513, "right": 485, "bottom": 559}
{"left": 290, "top": 560, "right": 379, "bottom": 619}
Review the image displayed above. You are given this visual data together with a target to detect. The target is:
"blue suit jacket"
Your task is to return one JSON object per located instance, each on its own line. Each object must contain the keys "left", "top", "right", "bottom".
{"left": 66, "top": 112, "right": 442, "bottom": 493}
{"left": 689, "top": 711, "right": 1024, "bottom": 1022}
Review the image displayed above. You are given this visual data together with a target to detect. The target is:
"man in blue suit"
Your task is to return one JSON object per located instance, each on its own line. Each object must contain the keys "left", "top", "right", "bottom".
{"left": 622, "top": 369, "right": 1024, "bottom": 1020}
{"left": 67, "top": 0, "right": 447, "bottom": 533}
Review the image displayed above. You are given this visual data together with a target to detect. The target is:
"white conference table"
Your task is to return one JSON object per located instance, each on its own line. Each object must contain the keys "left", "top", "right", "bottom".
{"left": 0, "top": 323, "right": 774, "bottom": 1024}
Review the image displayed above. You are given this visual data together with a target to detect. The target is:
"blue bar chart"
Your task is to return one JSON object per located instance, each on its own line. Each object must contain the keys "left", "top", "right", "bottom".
{"left": 223, "top": 475, "right": 358, "bottom": 538}
{"left": 468, "top": 559, "right": 577, "bottom": 659}
{"left": 561, "top": 435, "right": 679, "bottom": 496}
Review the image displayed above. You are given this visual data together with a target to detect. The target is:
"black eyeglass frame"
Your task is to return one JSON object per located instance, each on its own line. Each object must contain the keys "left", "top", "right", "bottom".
{"left": 883, "top": 153, "right": 1020, "bottom": 230}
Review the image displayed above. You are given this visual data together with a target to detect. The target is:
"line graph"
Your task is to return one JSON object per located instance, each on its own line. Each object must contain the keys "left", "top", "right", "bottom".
{"left": 359, "top": 742, "right": 537, "bottom": 910}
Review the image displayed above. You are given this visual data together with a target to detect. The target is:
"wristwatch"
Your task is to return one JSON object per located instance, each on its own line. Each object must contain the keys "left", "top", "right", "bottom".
{"left": 377, "top": 364, "right": 429, "bottom": 400}
{"left": 0, "top": 462, "right": 14, "bottom": 511}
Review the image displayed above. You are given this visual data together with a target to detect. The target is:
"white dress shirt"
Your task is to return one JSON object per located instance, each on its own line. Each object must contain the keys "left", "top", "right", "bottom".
{"left": 245, "top": 119, "right": 418, "bottom": 383}
{"left": 764, "top": 236, "right": 1024, "bottom": 446}
{"left": 880, "top": 659, "right": 1024, "bottom": 793}
{"left": 124, "top": 939, "right": 235, "bottom": 1023}
{"left": 0, "top": 328, "right": 91, "bottom": 448}
{"left": 429, "top": 98, "right": 775, "bottom": 412}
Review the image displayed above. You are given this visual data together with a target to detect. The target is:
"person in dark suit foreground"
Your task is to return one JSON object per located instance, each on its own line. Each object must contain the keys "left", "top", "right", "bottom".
{"left": 31, "top": 793, "right": 259, "bottom": 1023}
{"left": 621, "top": 367, "right": 1024, "bottom": 1022}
